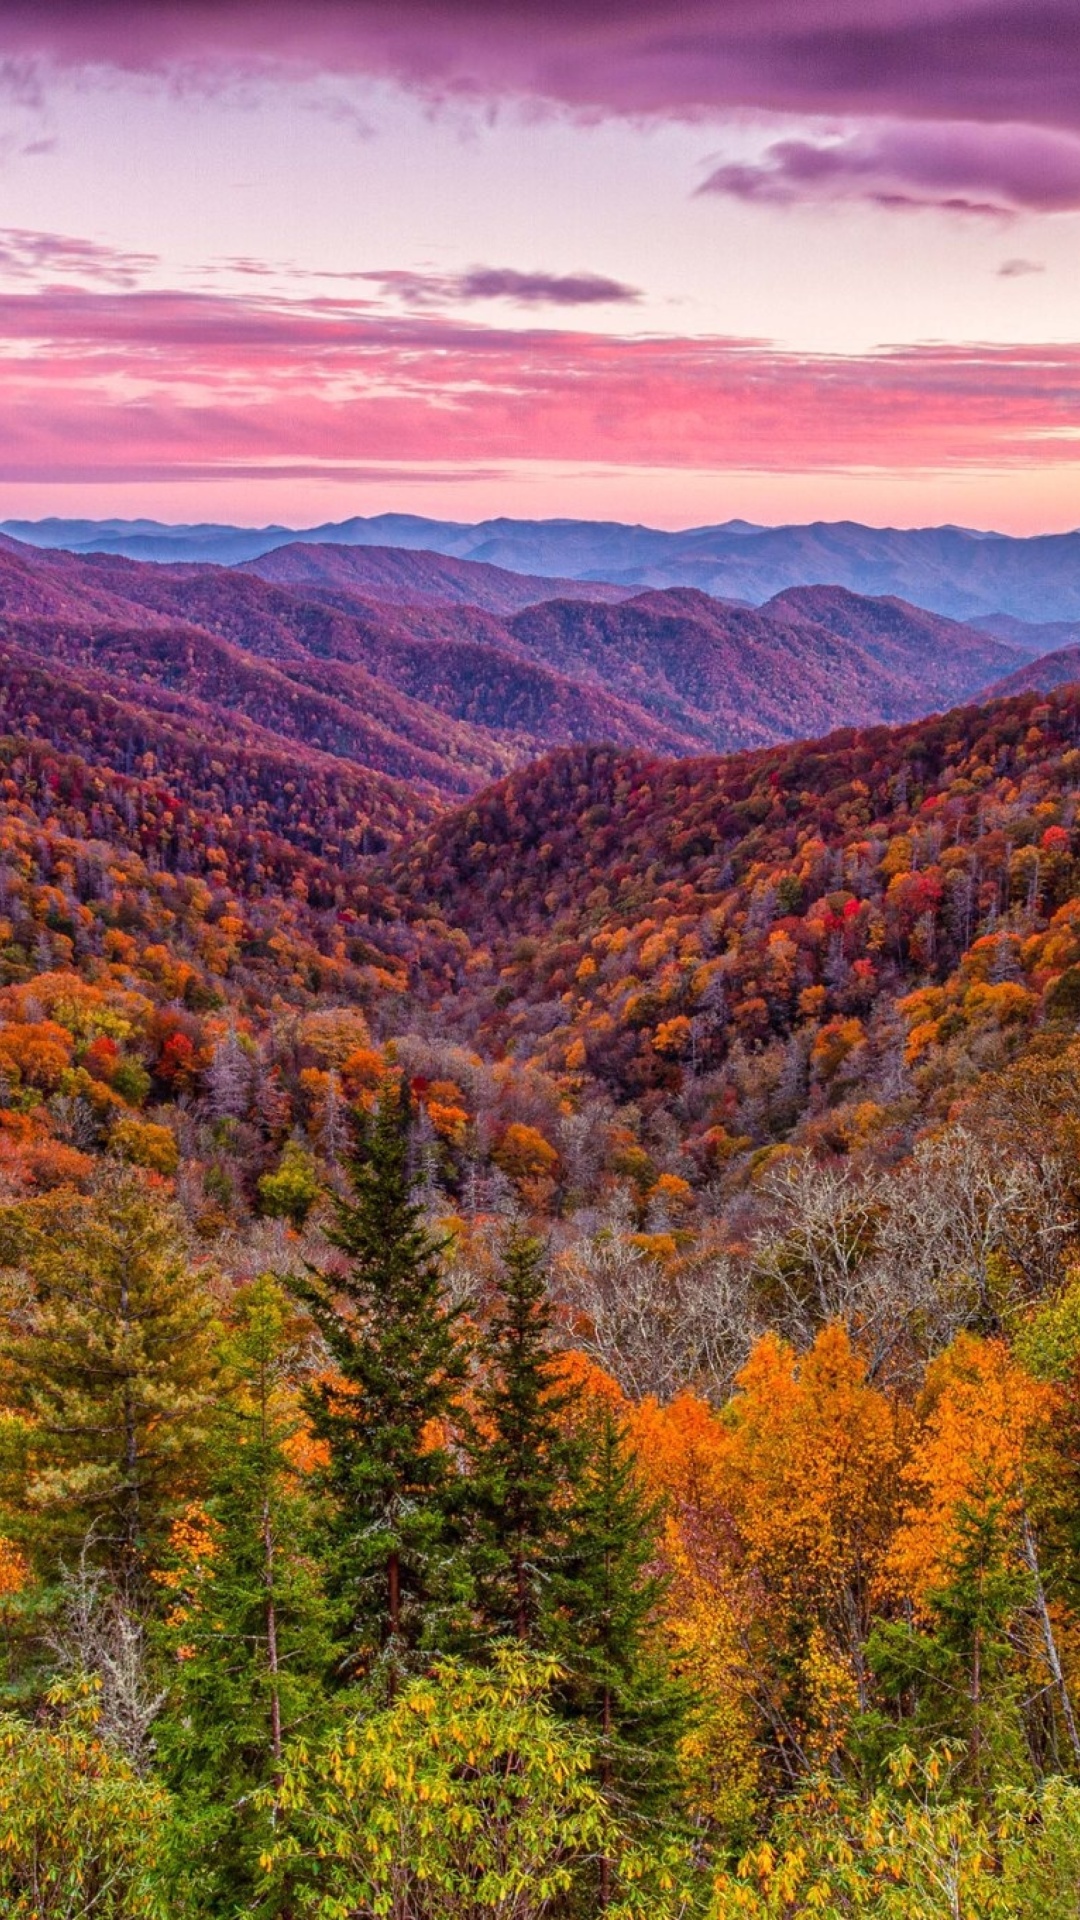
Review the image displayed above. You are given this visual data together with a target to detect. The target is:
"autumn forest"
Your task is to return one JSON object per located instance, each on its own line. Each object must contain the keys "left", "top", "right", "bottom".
{"left": 3, "top": 525, "right": 1080, "bottom": 1917}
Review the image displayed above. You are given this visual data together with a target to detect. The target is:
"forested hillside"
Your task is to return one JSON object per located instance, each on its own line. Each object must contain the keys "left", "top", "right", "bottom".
{"left": 397, "top": 684, "right": 1080, "bottom": 1124}
{"left": 5, "top": 575, "right": 1080, "bottom": 1913}
{"left": 242, "top": 538, "right": 633, "bottom": 613}
{"left": 990, "top": 643, "right": 1080, "bottom": 699}
{"left": 0, "top": 535, "right": 1029, "bottom": 792}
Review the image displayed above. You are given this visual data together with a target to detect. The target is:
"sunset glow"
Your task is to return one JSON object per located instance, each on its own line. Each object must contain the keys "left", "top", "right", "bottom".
{"left": 1, "top": 1, "right": 1079, "bottom": 529}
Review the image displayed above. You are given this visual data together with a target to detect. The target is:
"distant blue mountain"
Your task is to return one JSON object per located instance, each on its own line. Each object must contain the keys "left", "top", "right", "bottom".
{"left": 5, "top": 512, "right": 1080, "bottom": 624}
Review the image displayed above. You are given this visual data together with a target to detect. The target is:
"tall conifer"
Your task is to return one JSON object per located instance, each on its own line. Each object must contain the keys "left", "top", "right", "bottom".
{"left": 470, "top": 1228, "right": 581, "bottom": 1645}
{"left": 470, "top": 1231, "right": 685, "bottom": 1901}
{"left": 292, "top": 1082, "right": 469, "bottom": 1688}
{"left": 548, "top": 1407, "right": 685, "bottom": 1896}
{"left": 155, "top": 1277, "right": 332, "bottom": 1918}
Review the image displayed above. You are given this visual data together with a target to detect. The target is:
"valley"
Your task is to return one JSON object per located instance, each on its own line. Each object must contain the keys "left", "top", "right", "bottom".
{"left": 0, "top": 530, "right": 1035, "bottom": 814}
{"left": 4, "top": 518, "right": 1080, "bottom": 1912}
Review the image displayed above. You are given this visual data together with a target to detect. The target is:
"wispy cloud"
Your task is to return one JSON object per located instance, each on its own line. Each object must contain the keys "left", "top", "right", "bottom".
{"left": 205, "top": 258, "right": 639, "bottom": 306}
{"left": 998, "top": 256, "right": 1045, "bottom": 277}
{"left": 0, "top": 227, "right": 157, "bottom": 286}
{"left": 0, "top": 284, "right": 1079, "bottom": 483}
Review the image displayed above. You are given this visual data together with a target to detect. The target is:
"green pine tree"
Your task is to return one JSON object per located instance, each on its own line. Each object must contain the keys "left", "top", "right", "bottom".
{"left": 546, "top": 1407, "right": 686, "bottom": 1903}
{"left": 469, "top": 1227, "right": 583, "bottom": 1647}
{"left": 861, "top": 1497, "right": 1033, "bottom": 1797}
{"left": 927, "top": 1498, "right": 1034, "bottom": 1792}
{"left": 466, "top": 1229, "right": 686, "bottom": 1888}
{"left": 0, "top": 1166, "right": 218, "bottom": 1594}
{"left": 291, "top": 1082, "right": 470, "bottom": 1690}
{"left": 154, "top": 1276, "right": 333, "bottom": 1918}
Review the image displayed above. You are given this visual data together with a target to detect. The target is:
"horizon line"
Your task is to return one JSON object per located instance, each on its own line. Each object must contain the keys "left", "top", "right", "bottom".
{"left": 5, "top": 509, "right": 1080, "bottom": 543}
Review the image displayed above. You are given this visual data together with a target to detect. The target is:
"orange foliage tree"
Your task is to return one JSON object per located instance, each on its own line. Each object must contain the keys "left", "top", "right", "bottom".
{"left": 632, "top": 1326, "right": 904, "bottom": 1814}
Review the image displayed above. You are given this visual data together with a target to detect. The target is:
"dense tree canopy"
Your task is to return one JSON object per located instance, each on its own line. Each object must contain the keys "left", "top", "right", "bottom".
{"left": 4, "top": 661, "right": 1080, "bottom": 1910}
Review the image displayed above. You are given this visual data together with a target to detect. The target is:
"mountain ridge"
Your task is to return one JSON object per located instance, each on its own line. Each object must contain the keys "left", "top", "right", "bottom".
{"left": 0, "top": 536, "right": 1024, "bottom": 804}
{"left": 8, "top": 511, "right": 1080, "bottom": 623}
{"left": 242, "top": 540, "right": 632, "bottom": 615}
{"left": 984, "top": 644, "right": 1080, "bottom": 699}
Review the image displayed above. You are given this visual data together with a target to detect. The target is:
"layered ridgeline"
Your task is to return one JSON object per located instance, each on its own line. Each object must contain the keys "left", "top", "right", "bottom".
{"left": 11, "top": 509, "right": 1080, "bottom": 625}
{"left": 5, "top": 532, "right": 1080, "bottom": 1912}
{"left": 0, "top": 518, "right": 1078, "bottom": 1209}
{"left": 0, "top": 532, "right": 1026, "bottom": 802}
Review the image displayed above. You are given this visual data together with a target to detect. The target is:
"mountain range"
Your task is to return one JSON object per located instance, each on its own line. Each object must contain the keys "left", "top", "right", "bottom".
{"left": 8, "top": 511, "right": 1080, "bottom": 626}
{"left": 0, "top": 533, "right": 1033, "bottom": 834}
{"left": 2, "top": 509, "right": 1080, "bottom": 1239}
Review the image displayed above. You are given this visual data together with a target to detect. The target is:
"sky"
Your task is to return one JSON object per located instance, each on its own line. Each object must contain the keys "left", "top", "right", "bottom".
{"left": 0, "top": 2, "right": 1079, "bottom": 532}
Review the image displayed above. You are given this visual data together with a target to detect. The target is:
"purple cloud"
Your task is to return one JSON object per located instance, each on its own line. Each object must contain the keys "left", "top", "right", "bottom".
{"left": 0, "top": 4, "right": 1078, "bottom": 136}
{"left": 0, "top": 227, "right": 157, "bottom": 285}
{"left": 455, "top": 267, "right": 639, "bottom": 305}
{"left": 699, "top": 120, "right": 1080, "bottom": 215}
{"left": 3, "top": 7, "right": 1080, "bottom": 243}
{"left": 366, "top": 266, "right": 641, "bottom": 306}
{"left": 998, "top": 256, "right": 1045, "bottom": 276}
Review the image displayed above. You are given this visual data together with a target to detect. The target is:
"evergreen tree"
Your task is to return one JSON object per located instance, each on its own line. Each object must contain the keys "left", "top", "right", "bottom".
{"left": 469, "top": 1231, "right": 685, "bottom": 1884}
{"left": 547, "top": 1407, "right": 685, "bottom": 1899}
{"left": 862, "top": 1498, "right": 1033, "bottom": 1795}
{"left": 927, "top": 1499, "right": 1033, "bottom": 1791}
{"left": 155, "top": 1276, "right": 332, "bottom": 1918}
{"left": 470, "top": 1228, "right": 582, "bottom": 1646}
{"left": 291, "top": 1082, "right": 470, "bottom": 1689}
{"left": 0, "top": 1166, "right": 217, "bottom": 1593}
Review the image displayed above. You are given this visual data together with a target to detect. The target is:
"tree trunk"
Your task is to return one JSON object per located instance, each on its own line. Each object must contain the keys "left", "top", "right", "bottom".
{"left": 1022, "top": 1511, "right": 1080, "bottom": 1770}
{"left": 263, "top": 1495, "right": 282, "bottom": 1766}
{"left": 971, "top": 1621, "right": 982, "bottom": 1788}
{"left": 388, "top": 1549, "right": 401, "bottom": 1638}
{"left": 598, "top": 1684, "right": 612, "bottom": 1912}
{"left": 263, "top": 1503, "right": 291, "bottom": 1920}
{"left": 387, "top": 1549, "right": 401, "bottom": 1698}
{"left": 514, "top": 1550, "right": 528, "bottom": 1643}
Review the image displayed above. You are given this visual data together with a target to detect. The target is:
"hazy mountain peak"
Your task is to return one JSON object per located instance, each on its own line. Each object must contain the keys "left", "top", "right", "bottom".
{"left": 5, "top": 512, "right": 1080, "bottom": 621}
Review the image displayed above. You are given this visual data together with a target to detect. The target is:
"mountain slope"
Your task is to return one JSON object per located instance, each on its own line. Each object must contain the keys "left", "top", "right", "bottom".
{"left": 0, "top": 536, "right": 1026, "bottom": 815}
{"left": 4, "top": 604, "right": 1080, "bottom": 1237}
{"left": 0, "top": 616, "right": 518, "bottom": 795}
{"left": 970, "top": 611, "right": 1080, "bottom": 656}
{"left": 0, "top": 542, "right": 698, "bottom": 787}
{"left": 0, "top": 635, "right": 434, "bottom": 856}
{"left": 614, "top": 521, "right": 1080, "bottom": 621}
{"left": 504, "top": 585, "right": 1018, "bottom": 750}
{"left": 390, "top": 683, "right": 1080, "bottom": 1132}
{"left": 763, "top": 586, "right": 1015, "bottom": 696}
{"left": 983, "top": 645, "right": 1080, "bottom": 698}
{"left": 242, "top": 540, "right": 630, "bottom": 614}
{"left": 395, "top": 686, "right": 1080, "bottom": 944}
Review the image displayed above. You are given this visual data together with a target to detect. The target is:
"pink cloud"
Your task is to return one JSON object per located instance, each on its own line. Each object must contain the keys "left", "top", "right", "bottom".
{"left": 700, "top": 120, "right": 1080, "bottom": 214}
{"left": 0, "top": 284, "right": 1079, "bottom": 480}
{"left": 0, "top": 4, "right": 1076, "bottom": 135}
